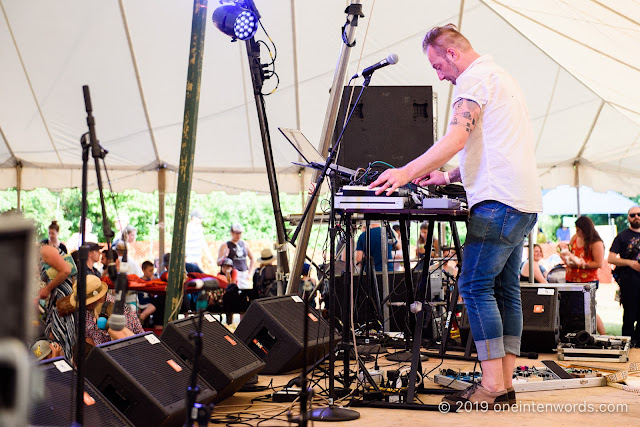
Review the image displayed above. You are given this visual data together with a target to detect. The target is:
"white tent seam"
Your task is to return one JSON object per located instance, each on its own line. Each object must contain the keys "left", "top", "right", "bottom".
{"left": 535, "top": 66, "right": 561, "bottom": 153}
{"left": 118, "top": 0, "right": 160, "bottom": 163}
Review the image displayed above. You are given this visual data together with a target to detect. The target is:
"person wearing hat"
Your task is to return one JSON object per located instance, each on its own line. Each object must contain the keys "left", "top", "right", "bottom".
{"left": 84, "top": 242, "right": 104, "bottom": 277}
{"left": 185, "top": 209, "right": 215, "bottom": 269}
{"left": 217, "top": 223, "right": 255, "bottom": 290}
{"left": 253, "top": 248, "right": 278, "bottom": 298}
{"left": 30, "top": 339, "right": 63, "bottom": 361}
{"left": 71, "top": 275, "right": 144, "bottom": 346}
{"left": 219, "top": 257, "right": 251, "bottom": 326}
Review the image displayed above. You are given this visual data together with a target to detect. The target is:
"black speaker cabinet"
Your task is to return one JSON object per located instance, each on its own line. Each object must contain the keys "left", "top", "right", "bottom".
{"left": 234, "top": 296, "right": 340, "bottom": 375}
{"left": 334, "top": 86, "right": 434, "bottom": 171}
{"left": 85, "top": 332, "right": 217, "bottom": 427}
{"left": 29, "top": 357, "right": 132, "bottom": 426}
{"left": 161, "top": 313, "right": 265, "bottom": 403}
{"left": 520, "top": 285, "right": 560, "bottom": 351}
{"left": 459, "top": 285, "right": 560, "bottom": 352}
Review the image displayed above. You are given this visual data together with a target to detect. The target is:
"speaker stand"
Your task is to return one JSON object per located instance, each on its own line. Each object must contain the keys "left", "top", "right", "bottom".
{"left": 185, "top": 310, "right": 214, "bottom": 426}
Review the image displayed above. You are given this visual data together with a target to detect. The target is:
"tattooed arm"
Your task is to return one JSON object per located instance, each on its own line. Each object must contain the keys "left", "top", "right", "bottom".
{"left": 371, "top": 98, "right": 480, "bottom": 194}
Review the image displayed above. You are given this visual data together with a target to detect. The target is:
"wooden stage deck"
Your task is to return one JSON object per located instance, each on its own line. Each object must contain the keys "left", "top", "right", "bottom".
{"left": 212, "top": 347, "right": 640, "bottom": 426}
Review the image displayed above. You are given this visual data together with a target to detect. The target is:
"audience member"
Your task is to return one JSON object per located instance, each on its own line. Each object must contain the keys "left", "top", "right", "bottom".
{"left": 120, "top": 225, "right": 144, "bottom": 276}
{"left": 71, "top": 275, "right": 143, "bottom": 346}
{"left": 41, "top": 220, "right": 68, "bottom": 254}
{"left": 536, "top": 227, "right": 548, "bottom": 244}
{"left": 559, "top": 217, "right": 606, "bottom": 335}
{"left": 114, "top": 241, "right": 142, "bottom": 312}
{"left": 86, "top": 242, "right": 103, "bottom": 277}
{"left": 608, "top": 206, "right": 640, "bottom": 346}
{"left": 185, "top": 210, "right": 215, "bottom": 270}
{"left": 39, "top": 243, "right": 77, "bottom": 361}
{"left": 161, "top": 252, "right": 204, "bottom": 276}
{"left": 30, "top": 339, "right": 63, "bottom": 361}
{"left": 253, "top": 248, "right": 278, "bottom": 298}
{"left": 556, "top": 225, "right": 570, "bottom": 242}
{"left": 355, "top": 222, "right": 400, "bottom": 272}
{"left": 416, "top": 221, "right": 440, "bottom": 259}
{"left": 137, "top": 260, "right": 154, "bottom": 324}
{"left": 561, "top": 217, "right": 604, "bottom": 287}
{"left": 218, "top": 223, "right": 255, "bottom": 290}
{"left": 111, "top": 212, "right": 130, "bottom": 248}
{"left": 221, "top": 256, "right": 250, "bottom": 326}
{"left": 520, "top": 244, "right": 547, "bottom": 283}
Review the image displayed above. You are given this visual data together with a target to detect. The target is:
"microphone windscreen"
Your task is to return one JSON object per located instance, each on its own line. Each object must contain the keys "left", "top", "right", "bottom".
{"left": 387, "top": 53, "right": 399, "bottom": 65}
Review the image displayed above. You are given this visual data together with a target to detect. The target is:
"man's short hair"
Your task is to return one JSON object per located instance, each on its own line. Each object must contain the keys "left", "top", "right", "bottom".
{"left": 422, "top": 23, "right": 472, "bottom": 55}
{"left": 142, "top": 260, "right": 154, "bottom": 270}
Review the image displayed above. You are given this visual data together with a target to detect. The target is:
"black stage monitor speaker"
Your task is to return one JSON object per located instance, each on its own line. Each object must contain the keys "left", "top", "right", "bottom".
{"left": 29, "top": 357, "right": 132, "bottom": 426}
{"left": 459, "top": 286, "right": 560, "bottom": 352}
{"left": 334, "top": 86, "right": 434, "bottom": 171}
{"left": 85, "top": 332, "right": 217, "bottom": 427}
{"left": 161, "top": 313, "right": 265, "bottom": 403}
{"left": 234, "top": 296, "right": 340, "bottom": 375}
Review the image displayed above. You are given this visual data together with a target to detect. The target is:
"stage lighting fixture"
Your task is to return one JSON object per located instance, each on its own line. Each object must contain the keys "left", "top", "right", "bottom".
{"left": 212, "top": 1, "right": 260, "bottom": 41}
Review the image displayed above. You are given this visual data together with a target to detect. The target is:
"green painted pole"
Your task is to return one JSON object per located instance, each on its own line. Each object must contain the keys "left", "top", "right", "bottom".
{"left": 164, "top": 0, "right": 208, "bottom": 325}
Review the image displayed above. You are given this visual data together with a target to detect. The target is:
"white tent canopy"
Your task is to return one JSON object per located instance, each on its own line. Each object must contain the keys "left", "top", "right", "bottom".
{"left": 542, "top": 185, "right": 636, "bottom": 215}
{"left": 1, "top": 0, "right": 639, "bottom": 195}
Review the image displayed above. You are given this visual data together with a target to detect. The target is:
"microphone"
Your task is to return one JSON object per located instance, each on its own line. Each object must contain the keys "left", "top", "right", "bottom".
{"left": 193, "top": 278, "right": 220, "bottom": 291}
{"left": 352, "top": 53, "right": 399, "bottom": 79}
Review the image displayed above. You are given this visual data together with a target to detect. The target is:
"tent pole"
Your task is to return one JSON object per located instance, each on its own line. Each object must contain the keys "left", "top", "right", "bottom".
{"left": 158, "top": 165, "right": 166, "bottom": 264}
{"left": 574, "top": 160, "right": 581, "bottom": 217}
{"left": 16, "top": 161, "right": 22, "bottom": 211}
{"left": 244, "top": 37, "right": 290, "bottom": 294}
{"left": 286, "top": 1, "right": 362, "bottom": 295}
{"left": 164, "top": 0, "right": 207, "bottom": 325}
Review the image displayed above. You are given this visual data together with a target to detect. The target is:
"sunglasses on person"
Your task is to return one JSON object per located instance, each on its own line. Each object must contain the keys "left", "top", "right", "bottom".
{"left": 629, "top": 213, "right": 640, "bottom": 218}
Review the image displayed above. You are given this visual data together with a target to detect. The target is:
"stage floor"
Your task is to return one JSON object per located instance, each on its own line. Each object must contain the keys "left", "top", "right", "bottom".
{"left": 212, "top": 347, "right": 640, "bottom": 426}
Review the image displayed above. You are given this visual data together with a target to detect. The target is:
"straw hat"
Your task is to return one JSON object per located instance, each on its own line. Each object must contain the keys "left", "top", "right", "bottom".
{"left": 70, "top": 275, "right": 108, "bottom": 307}
{"left": 258, "top": 248, "right": 275, "bottom": 265}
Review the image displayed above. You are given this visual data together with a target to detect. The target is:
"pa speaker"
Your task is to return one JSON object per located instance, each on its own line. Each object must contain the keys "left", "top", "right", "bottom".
{"left": 459, "top": 285, "right": 560, "bottom": 352}
{"left": 85, "top": 332, "right": 216, "bottom": 427}
{"left": 520, "top": 285, "right": 560, "bottom": 351}
{"left": 29, "top": 357, "right": 132, "bottom": 426}
{"left": 335, "top": 86, "right": 434, "bottom": 170}
{"left": 234, "top": 296, "right": 340, "bottom": 375}
{"left": 161, "top": 313, "right": 265, "bottom": 403}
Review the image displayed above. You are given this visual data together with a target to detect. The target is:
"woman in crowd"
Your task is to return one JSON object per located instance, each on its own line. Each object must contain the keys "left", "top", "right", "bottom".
{"left": 39, "top": 242, "right": 77, "bottom": 361}
{"left": 520, "top": 244, "right": 548, "bottom": 283}
{"left": 561, "top": 216, "right": 606, "bottom": 334}
{"left": 416, "top": 221, "right": 440, "bottom": 259}
{"left": 41, "top": 220, "right": 68, "bottom": 254}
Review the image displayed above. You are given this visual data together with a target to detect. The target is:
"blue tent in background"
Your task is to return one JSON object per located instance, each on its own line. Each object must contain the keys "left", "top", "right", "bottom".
{"left": 542, "top": 185, "right": 636, "bottom": 216}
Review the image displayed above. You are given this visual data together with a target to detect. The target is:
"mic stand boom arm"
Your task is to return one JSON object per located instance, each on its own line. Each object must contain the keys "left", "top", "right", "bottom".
{"left": 78, "top": 85, "right": 126, "bottom": 425}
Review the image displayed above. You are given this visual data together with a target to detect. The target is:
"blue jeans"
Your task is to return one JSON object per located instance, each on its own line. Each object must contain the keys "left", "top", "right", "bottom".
{"left": 459, "top": 201, "right": 537, "bottom": 361}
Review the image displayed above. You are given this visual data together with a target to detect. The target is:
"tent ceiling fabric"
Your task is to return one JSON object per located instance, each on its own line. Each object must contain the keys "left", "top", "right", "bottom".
{"left": 1, "top": 1, "right": 639, "bottom": 195}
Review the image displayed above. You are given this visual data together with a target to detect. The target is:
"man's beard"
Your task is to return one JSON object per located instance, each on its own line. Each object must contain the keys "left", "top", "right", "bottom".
{"left": 630, "top": 219, "right": 640, "bottom": 229}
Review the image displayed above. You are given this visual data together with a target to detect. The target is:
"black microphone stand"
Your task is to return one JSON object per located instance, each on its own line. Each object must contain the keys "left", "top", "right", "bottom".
{"left": 289, "top": 75, "right": 375, "bottom": 423}
{"left": 76, "top": 85, "right": 127, "bottom": 425}
{"left": 185, "top": 293, "right": 215, "bottom": 427}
